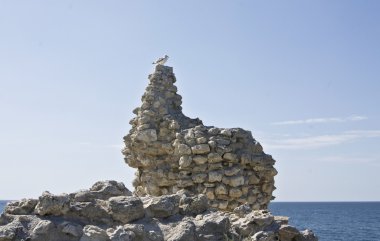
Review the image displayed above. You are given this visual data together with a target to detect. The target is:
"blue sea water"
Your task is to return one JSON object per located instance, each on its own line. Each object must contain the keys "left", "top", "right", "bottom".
{"left": 0, "top": 200, "right": 9, "bottom": 213}
{"left": 1, "top": 201, "right": 379, "bottom": 240}
{"left": 269, "top": 202, "right": 380, "bottom": 241}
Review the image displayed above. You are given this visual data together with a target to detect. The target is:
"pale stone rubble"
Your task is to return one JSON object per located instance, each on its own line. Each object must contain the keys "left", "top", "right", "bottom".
{"left": 123, "top": 65, "right": 277, "bottom": 211}
{"left": 0, "top": 180, "right": 317, "bottom": 241}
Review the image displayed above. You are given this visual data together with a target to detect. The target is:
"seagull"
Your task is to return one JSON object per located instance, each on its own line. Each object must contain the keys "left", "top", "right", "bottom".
{"left": 152, "top": 55, "right": 169, "bottom": 65}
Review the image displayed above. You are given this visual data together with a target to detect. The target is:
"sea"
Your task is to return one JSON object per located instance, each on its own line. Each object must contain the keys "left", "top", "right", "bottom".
{"left": 269, "top": 202, "right": 380, "bottom": 241}
{"left": 1, "top": 201, "right": 379, "bottom": 241}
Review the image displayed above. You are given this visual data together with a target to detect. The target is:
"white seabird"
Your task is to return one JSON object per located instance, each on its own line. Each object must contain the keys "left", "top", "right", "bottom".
{"left": 152, "top": 55, "right": 169, "bottom": 65}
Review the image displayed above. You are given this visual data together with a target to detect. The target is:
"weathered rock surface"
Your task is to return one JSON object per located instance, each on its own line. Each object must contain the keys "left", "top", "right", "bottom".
{"left": 0, "top": 180, "right": 317, "bottom": 241}
{"left": 123, "top": 65, "right": 277, "bottom": 211}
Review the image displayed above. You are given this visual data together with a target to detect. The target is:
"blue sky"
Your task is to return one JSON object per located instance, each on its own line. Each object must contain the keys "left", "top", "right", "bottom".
{"left": 0, "top": 1, "right": 379, "bottom": 201}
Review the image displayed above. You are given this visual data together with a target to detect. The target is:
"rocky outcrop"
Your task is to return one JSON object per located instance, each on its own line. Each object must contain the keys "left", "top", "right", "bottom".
{"left": 123, "top": 65, "right": 277, "bottom": 211}
{"left": 0, "top": 64, "right": 318, "bottom": 240}
{"left": 0, "top": 180, "right": 317, "bottom": 241}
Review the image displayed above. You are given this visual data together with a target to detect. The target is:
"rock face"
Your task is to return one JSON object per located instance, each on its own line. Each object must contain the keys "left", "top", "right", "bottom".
{"left": 0, "top": 181, "right": 317, "bottom": 241}
{"left": 123, "top": 65, "right": 277, "bottom": 211}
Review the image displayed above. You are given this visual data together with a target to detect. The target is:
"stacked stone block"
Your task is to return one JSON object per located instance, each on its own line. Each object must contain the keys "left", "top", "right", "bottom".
{"left": 123, "top": 64, "right": 277, "bottom": 211}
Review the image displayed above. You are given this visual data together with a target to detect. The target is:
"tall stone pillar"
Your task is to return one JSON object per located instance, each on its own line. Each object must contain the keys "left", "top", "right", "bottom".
{"left": 123, "top": 64, "right": 277, "bottom": 211}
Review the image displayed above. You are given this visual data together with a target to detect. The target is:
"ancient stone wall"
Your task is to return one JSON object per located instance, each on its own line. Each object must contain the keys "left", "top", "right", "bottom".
{"left": 123, "top": 65, "right": 277, "bottom": 211}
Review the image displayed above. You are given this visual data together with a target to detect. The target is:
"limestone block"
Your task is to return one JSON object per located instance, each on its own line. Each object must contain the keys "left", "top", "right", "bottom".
{"left": 141, "top": 101, "right": 150, "bottom": 109}
{"left": 177, "top": 144, "right": 192, "bottom": 155}
{"left": 278, "top": 225, "right": 300, "bottom": 241}
{"left": 90, "top": 180, "right": 132, "bottom": 200}
{"left": 229, "top": 188, "right": 243, "bottom": 198}
{"left": 227, "top": 200, "right": 239, "bottom": 210}
{"left": 135, "top": 129, "right": 157, "bottom": 142}
{"left": 69, "top": 200, "right": 111, "bottom": 224}
{"left": 108, "top": 226, "right": 135, "bottom": 241}
{"left": 216, "top": 145, "right": 233, "bottom": 153}
{"left": 185, "top": 130, "right": 194, "bottom": 139}
{"left": 262, "top": 183, "right": 274, "bottom": 194}
{"left": 160, "top": 142, "right": 173, "bottom": 154}
{"left": 215, "top": 138, "right": 230, "bottom": 145}
{"left": 220, "top": 129, "right": 232, "bottom": 137}
{"left": 192, "top": 173, "right": 208, "bottom": 183}
{"left": 60, "top": 221, "right": 83, "bottom": 237}
{"left": 193, "top": 155, "right": 208, "bottom": 165}
{"left": 208, "top": 171, "right": 224, "bottom": 182}
{"left": 248, "top": 173, "right": 261, "bottom": 185}
{"left": 132, "top": 107, "right": 140, "bottom": 115}
{"left": 208, "top": 163, "right": 223, "bottom": 171}
{"left": 208, "top": 128, "right": 220, "bottom": 135}
{"left": 4, "top": 199, "right": 38, "bottom": 215}
{"left": 195, "top": 184, "right": 206, "bottom": 194}
{"left": 274, "top": 216, "right": 289, "bottom": 226}
{"left": 203, "top": 183, "right": 216, "bottom": 188}
{"left": 205, "top": 188, "right": 215, "bottom": 200}
{"left": 153, "top": 101, "right": 160, "bottom": 108}
{"left": 222, "top": 175, "right": 245, "bottom": 187}
{"left": 80, "top": 225, "right": 108, "bottom": 241}
{"left": 207, "top": 153, "right": 223, "bottom": 163}
{"left": 194, "top": 125, "right": 207, "bottom": 132}
{"left": 233, "top": 204, "right": 252, "bottom": 218}
{"left": 196, "top": 137, "right": 208, "bottom": 144}
{"left": 218, "top": 201, "right": 229, "bottom": 210}
{"left": 215, "top": 184, "right": 228, "bottom": 195}
{"left": 208, "top": 140, "right": 217, "bottom": 149}
{"left": 168, "top": 120, "right": 180, "bottom": 130}
{"left": 108, "top": 196, "right": 144, "bottom": 223}
{"left": 191, "top": 144, "right": 211, "bottom": 154}
{"left": 223, "top": 153, "right": 238, "bottom": 163}
{"left": 137, "top": 124, "right": 151, "bottom": 131}
{"left": 144, "top": 194, "right": 180, "bottom": 218}
{"left": 265, "top": 168, "right": 278, "bottom": 177}
{"left": 157, "top": 178, "right": 176, "bottom": 187}
{"left": 35, "top": 192, "right": 70, "bottom": 216}
{"left": 242, "top": 186, "right": 249, "bottom": 195}
{"left": 32, "top": 220, "right": 55, "bottom": 236}
{"left": 177, "top": 179, "right": 194, "bottom": 188}
{"left": 194, "top": 212, "right": 230, "bottom": 240}
{"left": 166, "top": 221, "right": 196, "bottom": 241}
{"left": 193, "top": 164, "right": 207, "bottom": 172}
{"left": 240, "top": 153, "right": 251, "bottom": 165}
{"left": 179, "top": 170, "right": 192, "bottom": 179}
{"left": 216, "top": 194, "right": 231, "bottom": 201}
{"left": 194, "top": 131, "right": 205, "bottom": 139}
{"left": 237, "top": 197, "right": 248, "bottom": 204}
{"left": 179, "top": 194, "right": 208, "bottom": 215}
{"left": 224, "top": 166, "right": 240, "bottom": 176}
{"left": 251, "top": 210, "right": 274, "bottom": 226}
{"left": 138, "top": 115, "right": 150, "bottom": 125}
{"left": 299, "top": 230, "right": 318, "bottom": 241}
{"left": 179, "top": 155, "right": 192, "bottom": 168}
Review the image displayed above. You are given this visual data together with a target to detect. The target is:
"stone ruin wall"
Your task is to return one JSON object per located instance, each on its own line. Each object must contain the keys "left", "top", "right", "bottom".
{"left": 122, "top": 65, "right": 277, "bottom": 211}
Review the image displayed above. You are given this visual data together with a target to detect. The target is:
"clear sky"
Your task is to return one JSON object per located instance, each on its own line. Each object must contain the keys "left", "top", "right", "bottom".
{"left": 1, "top": 1, "right": 379, "bottom": 201}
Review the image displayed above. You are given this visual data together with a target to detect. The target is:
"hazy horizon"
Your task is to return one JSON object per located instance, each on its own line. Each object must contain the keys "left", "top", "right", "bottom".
{"left": 1, "top": 1, "right": 379, "bottom": 201}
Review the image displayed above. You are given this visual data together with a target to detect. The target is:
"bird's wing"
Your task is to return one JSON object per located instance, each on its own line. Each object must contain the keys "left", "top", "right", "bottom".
{"left": 154, "top": 57, "right": 165, "bottom": 63}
